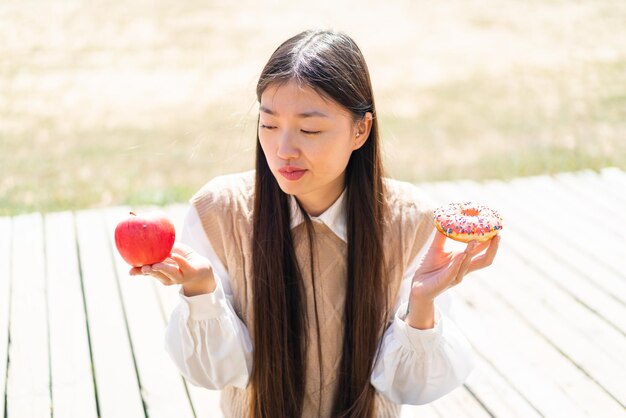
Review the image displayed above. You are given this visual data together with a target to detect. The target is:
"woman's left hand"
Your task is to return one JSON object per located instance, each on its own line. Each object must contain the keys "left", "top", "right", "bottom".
{"left": 405, "top": 232, "right": 500, "bottom": 329}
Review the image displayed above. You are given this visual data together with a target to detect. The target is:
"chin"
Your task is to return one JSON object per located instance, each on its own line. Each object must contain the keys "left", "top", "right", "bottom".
{"left": 275, "top": 181, "right": 299, "bottom": 196}
{"left": 273, "top": 177, "right": 304, "bottom": 197}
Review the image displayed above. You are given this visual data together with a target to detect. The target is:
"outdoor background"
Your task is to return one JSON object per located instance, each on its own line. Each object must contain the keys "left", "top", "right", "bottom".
{"left": 1, "top": 0, "right": 625, "bottom": 216}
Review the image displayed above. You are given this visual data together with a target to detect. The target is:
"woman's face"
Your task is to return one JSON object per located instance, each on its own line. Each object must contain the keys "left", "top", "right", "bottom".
{"left": 258, "top": 80, "right": 370, "bottom": 216}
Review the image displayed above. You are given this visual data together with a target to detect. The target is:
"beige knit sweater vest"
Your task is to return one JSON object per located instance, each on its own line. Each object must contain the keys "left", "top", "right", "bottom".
{"left": 191, "top": 171, "right": 435, "bottom": 418}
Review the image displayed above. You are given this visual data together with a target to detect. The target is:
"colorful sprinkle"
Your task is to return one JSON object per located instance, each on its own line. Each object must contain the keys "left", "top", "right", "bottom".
{"left": 433, "top": 202, "right": 504, "bottom": 243}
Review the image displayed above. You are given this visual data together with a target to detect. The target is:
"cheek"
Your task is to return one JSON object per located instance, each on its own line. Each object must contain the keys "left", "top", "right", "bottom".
{"left": 312, "top": 141, "right": 353, "bottom": 173}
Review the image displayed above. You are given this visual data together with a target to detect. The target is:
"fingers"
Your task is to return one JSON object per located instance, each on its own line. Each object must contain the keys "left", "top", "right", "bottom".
{"left": 139, "top": 265, "right": 177, "bottom": 286}
{"left": 469, "top": 240, "right": 490, "bottom": 255}
{"left": 127, "top": 244, "right": 206, "bottom": 289}
{"left": 171, "top": 242, "right": 195, "bottom": 257}
{"left": 451, "top": 235, "right": 501, "bottom": 285}
{"left": 466, "top": 235, "right": 501, "bottom": 274}
{"left": 447, "top": 251, "right": 468, "bottom": 284}
{"left": 431, "top": 231, "right": 448, "bottom": 251}
{"left": 150, "top": 262, "right": 183, "bottom": 282}
{"left": 129, "top": 264, "right": 177, "bottom": 286}
{"left": 450, "top": 241, "right": 477, "bottom": 286}
{"left": 170, "top": 253, "right": 192, "bottom": 272}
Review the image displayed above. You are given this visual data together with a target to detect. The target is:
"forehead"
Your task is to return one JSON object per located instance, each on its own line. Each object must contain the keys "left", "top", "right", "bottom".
{"left": 260, "top": 80, "right": 349, "bottom": 117}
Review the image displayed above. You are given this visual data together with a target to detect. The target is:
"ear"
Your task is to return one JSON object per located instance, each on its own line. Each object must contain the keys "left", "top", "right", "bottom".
{"left": 352, "top": 112, "right": 373, "bottom": 150}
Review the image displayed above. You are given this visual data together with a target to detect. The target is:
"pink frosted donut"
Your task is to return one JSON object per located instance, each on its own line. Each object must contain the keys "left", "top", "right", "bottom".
{"left": 434, "top": 202, "right": 503, "bottom": 243}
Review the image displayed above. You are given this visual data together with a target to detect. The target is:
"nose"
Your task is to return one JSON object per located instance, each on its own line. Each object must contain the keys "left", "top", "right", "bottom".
{"left": 276, "top": 131, "right": 300, "bottom": 160}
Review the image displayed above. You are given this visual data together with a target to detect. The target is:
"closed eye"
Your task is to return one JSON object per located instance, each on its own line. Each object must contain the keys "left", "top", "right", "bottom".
{"left": 259, "top": 124, "right": 276, "bottom": 130}
{"left": 301, "top": 129, "right": 321, "bottom": 135}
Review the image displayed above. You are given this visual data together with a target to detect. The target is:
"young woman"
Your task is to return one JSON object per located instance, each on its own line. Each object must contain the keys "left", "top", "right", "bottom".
{"left": 133, "top": 29, "right": 500, "bottom": 418}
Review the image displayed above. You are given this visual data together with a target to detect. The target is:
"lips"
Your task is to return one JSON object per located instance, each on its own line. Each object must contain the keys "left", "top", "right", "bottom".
{"left": 278, "top": 166, "right": 307, "bottom": 181}
{"left": 278, "top": 166, "right": 306, "bottom": 174}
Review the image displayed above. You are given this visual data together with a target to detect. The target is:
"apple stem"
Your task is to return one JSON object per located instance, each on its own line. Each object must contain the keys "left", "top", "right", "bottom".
{"left": 129, "top": 211, "right": 136, "bottom": 216}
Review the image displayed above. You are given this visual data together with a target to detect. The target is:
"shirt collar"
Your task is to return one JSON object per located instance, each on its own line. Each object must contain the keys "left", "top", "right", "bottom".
{"left": 288, "top": 188, "right": 348, "bottom": 243}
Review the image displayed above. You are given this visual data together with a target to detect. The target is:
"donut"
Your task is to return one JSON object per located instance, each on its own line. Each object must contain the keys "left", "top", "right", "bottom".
{"left": 433, "top": 202, "right": 503, "bottom": 243}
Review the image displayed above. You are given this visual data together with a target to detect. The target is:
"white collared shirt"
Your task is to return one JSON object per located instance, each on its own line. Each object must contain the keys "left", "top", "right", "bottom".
{"left": 164, "top": 189, "right": 475, "bottom": 406}
{"left": 288, "top": 189, "right": 347, "bottom": 239}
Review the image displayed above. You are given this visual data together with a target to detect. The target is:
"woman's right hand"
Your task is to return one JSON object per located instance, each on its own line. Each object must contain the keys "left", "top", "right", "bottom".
{"left": 129, "top": 242, "right": 217, "bottom": 296}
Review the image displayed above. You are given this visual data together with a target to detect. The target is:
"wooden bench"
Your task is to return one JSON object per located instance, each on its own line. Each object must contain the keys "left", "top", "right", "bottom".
{"left": 1, "top": 167, "right": 624, "bottom": 417}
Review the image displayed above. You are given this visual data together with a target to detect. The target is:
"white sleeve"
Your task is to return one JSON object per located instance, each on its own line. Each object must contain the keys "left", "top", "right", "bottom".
{"left": 164, "top": 205, "right": 253, "bottom": 390}
{"left": 370, "top": 229, "right": 475, "bottom": 405}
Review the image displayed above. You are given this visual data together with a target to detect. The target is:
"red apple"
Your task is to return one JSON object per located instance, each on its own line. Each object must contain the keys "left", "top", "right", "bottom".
{"left": 114, "top": 210, "right": 176, "bottom": 267}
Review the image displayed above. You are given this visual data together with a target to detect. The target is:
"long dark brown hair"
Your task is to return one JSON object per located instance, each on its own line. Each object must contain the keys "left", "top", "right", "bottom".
{"left": 251, "top": 30, "right": 389, "bottom": 418}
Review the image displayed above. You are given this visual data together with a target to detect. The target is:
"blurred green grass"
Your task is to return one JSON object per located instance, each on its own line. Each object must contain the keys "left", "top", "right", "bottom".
{"left": 1, "top": 0, "right": 625, "bottom": 215}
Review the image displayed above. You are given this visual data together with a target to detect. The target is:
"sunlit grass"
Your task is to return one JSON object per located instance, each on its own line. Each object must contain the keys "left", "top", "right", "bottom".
{"left": 1, "top": 0, "right": 624, "bottom": 215}
{"left": 381, "top": 59, "right": 626, "bottom": 182}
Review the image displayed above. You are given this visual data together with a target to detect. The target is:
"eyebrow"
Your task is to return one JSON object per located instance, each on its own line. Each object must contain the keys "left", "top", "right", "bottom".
{"left": 259, "top": 106, "right": 328, "bottom": 118}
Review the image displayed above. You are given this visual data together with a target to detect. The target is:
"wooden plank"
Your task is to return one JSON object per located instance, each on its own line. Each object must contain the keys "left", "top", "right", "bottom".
{"left": 483, "top": 179, "right": 626, "bottom": 328}
{"left": 525, "top": 172, "right": 625, "bottom": 243}
{"left": 400, "top": 403, "right": 442, "bottom": 418}
{"left": 164, "top": 203, "right": 222, "bottom": 418}
{"left": 474, "top": 250, "right": 626, "bottom": 406}
{"left": 465, "top": 175, "right": 626, "bottom": 303}
{"left": 464, "top": 355, "right": 543, "bottom": 418}
{"left": 450, "top": 177, "right": 626, "bottom": 325}
{"left": 428, "top": 386, "right": 492, "bottom": 418}
{"left": 600, "top": 167, "right": 626, "bottom": 191}
{"left": 425, "top": 178, "right": 626, "bottom": 415}
{"left": 535, "top": 171, "right": 626, "bottom": 231}
{"left": 75, "top": 209, "right": 145, "bottom": 418}
{"left": 453, "top": 283, "right": 625, "bottom": 418}
{"left": 398, "top": 386, "right": 490, "bottom": 418}
{"left": 512, "top": 174, "right": 625, "bottom": 272}
{"left": 0, "top": 217, "right": 11, "bottom": 416}
{"left": 153, "top": 278, "right": 180, "bottom": 329}
{"left": 573, "top": 169, "right": 626, "bottom": 207}
{"left": 45, "top": 212, "right": 98, "bottom": 417}
{"left": 103, "top": 206, "right": 195, "bottom": 418}
{"left": 186, "top": 385, "right": 222, "bottom": 418}
{"left": 6, "top": 213, "right": 51, "bottom": 417}
{"left": 426, "top": 179, "right": 626, "bottom": 334}
{"left": 554, "top": 171, "right": 626, "bottom": 233}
